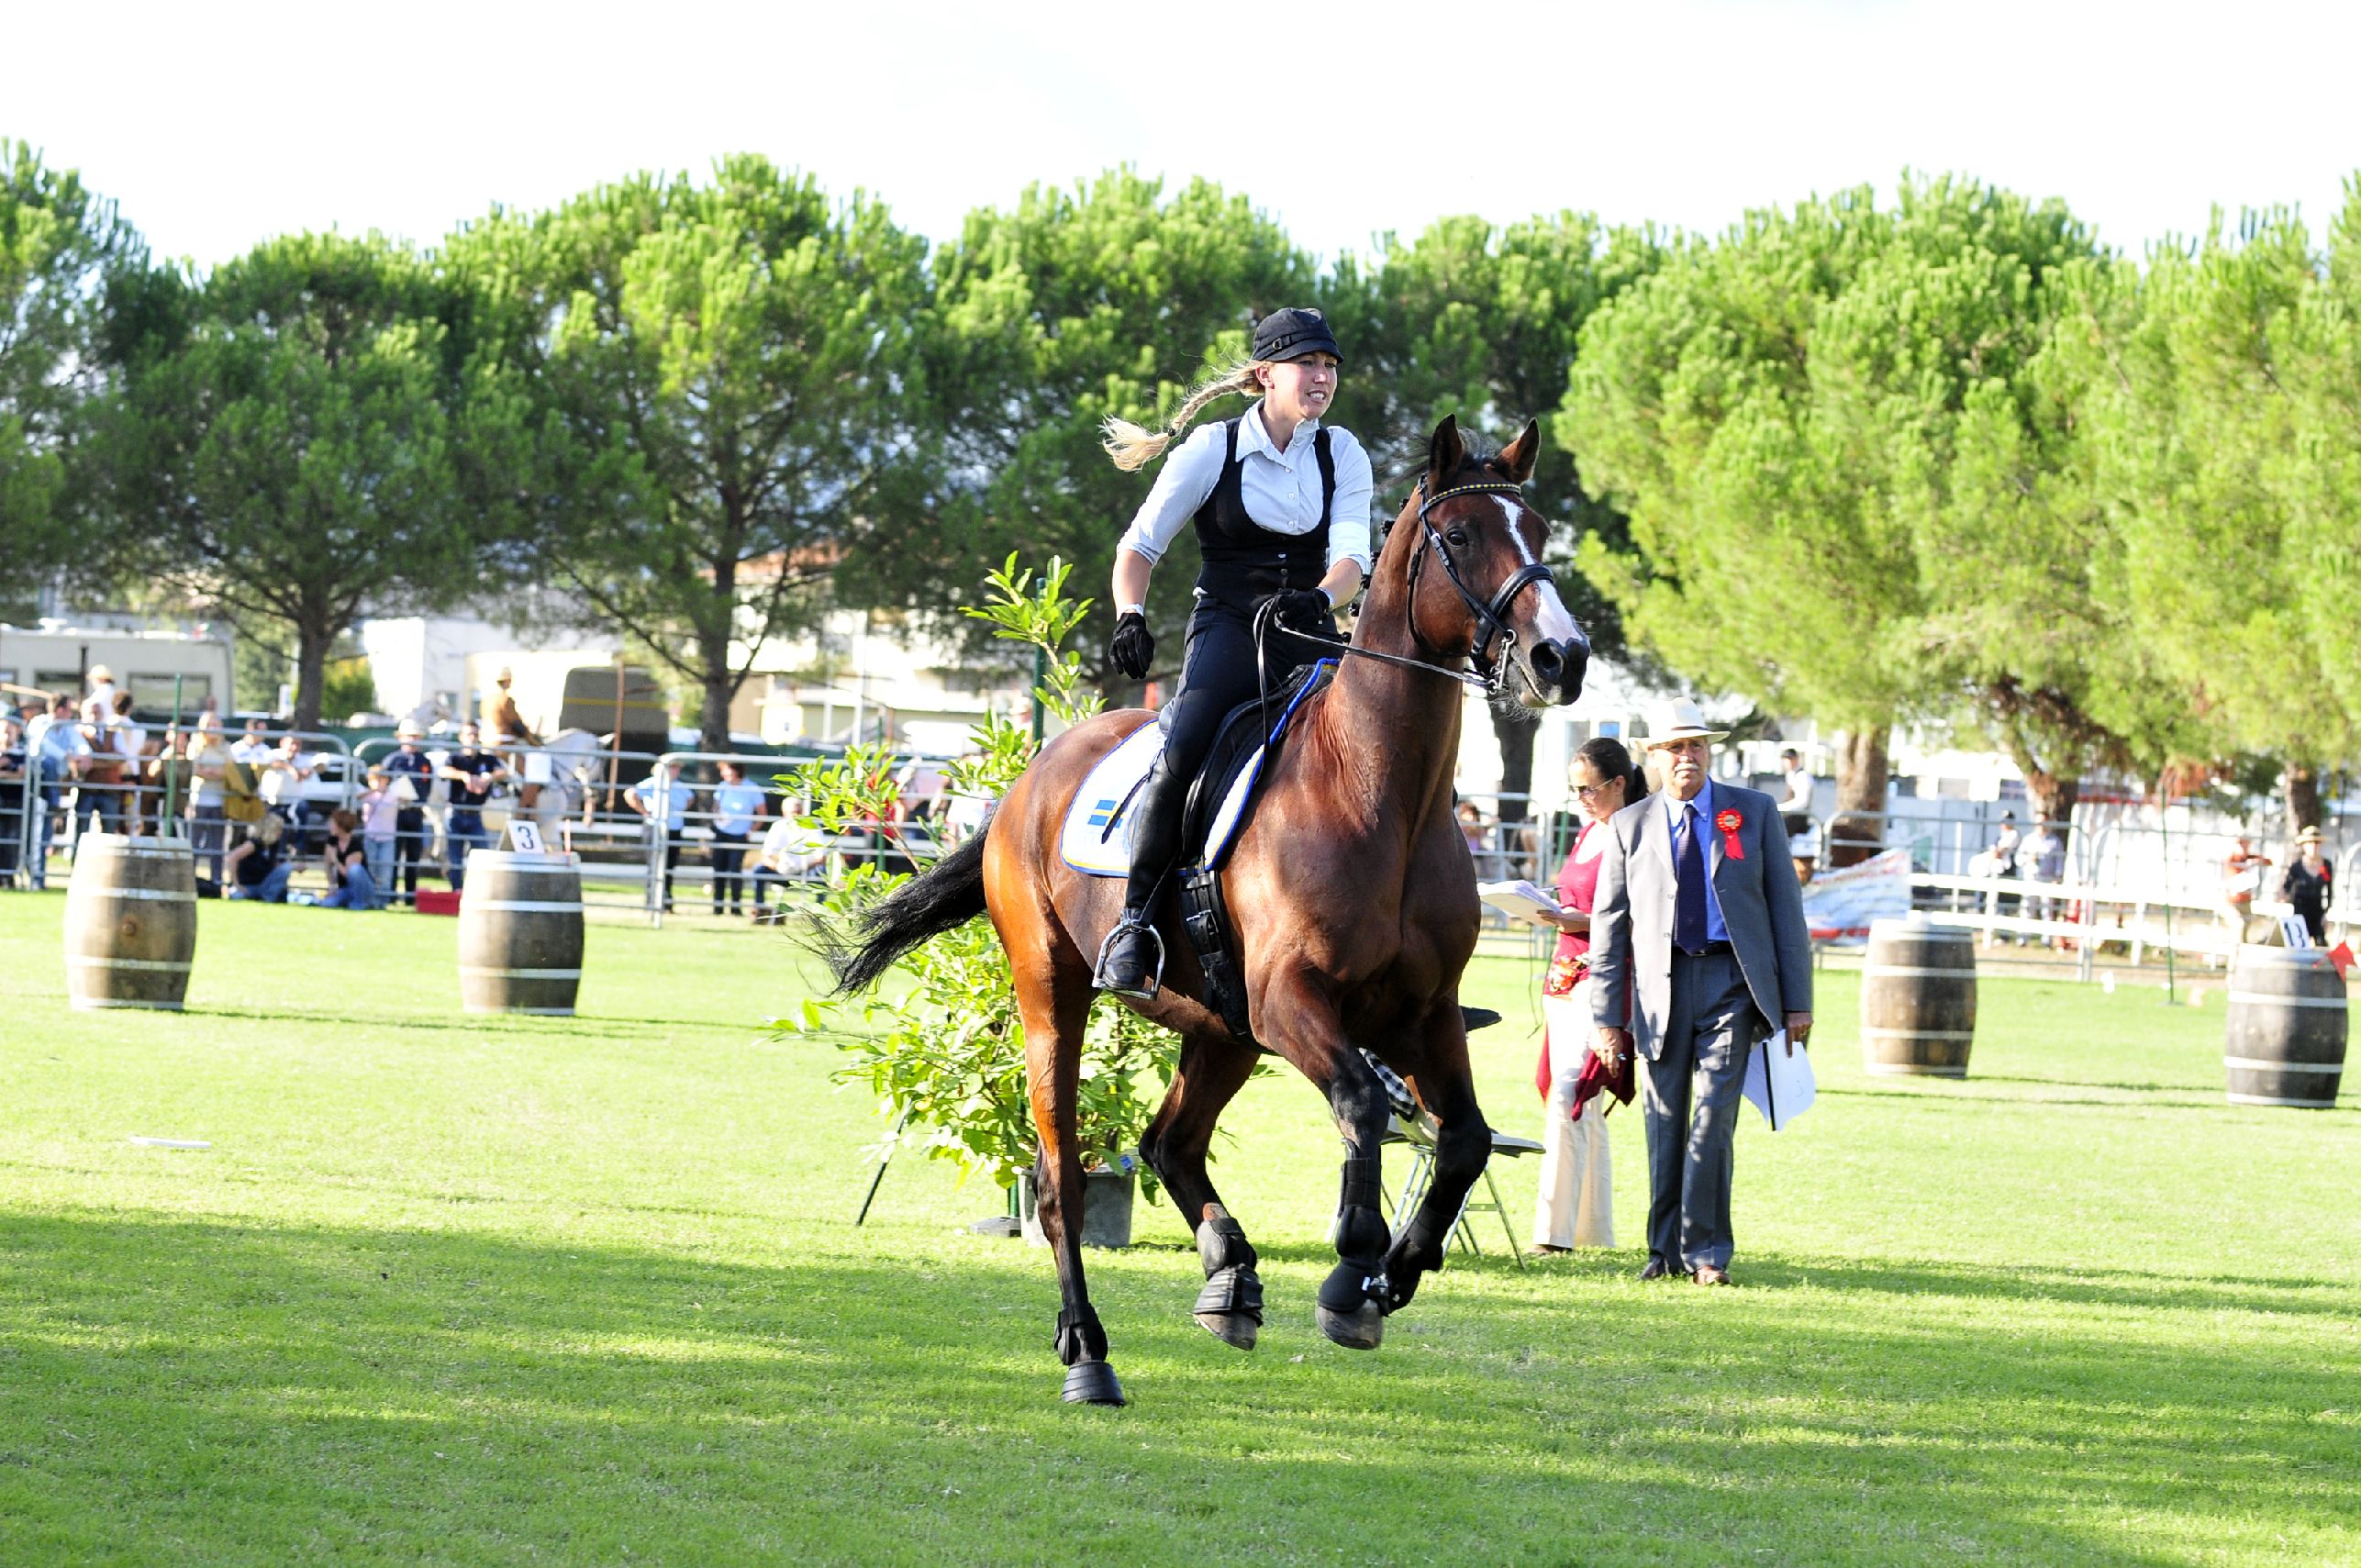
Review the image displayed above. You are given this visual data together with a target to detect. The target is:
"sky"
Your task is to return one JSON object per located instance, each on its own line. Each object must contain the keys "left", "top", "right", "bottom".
{"left": 11, "top": 0, "right": 2360, "bottom": 271}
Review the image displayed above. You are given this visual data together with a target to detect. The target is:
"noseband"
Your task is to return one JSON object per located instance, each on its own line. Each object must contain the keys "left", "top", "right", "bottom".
{"left": 1407, "top": 480, "right": 1561, "bottom": 693}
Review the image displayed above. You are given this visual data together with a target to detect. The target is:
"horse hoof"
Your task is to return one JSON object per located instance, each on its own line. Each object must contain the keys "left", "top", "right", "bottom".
{"left": 1316, "top": 1301, "right": 1385, "bottom": 1351}
{"left": 1195, "top": 1311, "right": 1259, "bottom": 1351}
{"left": 1061, "top": 1359, "right": 1127, "bottom": 1406}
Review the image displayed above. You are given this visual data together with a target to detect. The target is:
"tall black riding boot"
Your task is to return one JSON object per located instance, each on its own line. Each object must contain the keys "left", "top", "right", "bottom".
{"left": 1095, "top": 756, "right": 1188, "bottom": 999}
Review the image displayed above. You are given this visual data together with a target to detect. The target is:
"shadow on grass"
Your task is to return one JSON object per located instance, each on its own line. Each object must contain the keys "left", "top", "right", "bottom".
{"left": 1249, "top": 1240, "right": 2358, "bottom": 1320}
{"left": 142, "top": 1003, "right": 737, "bottom": 1042}
{"left": 2, "top": 1210, "right": 2353, "bottom": 1566}
{"left": 1707, "top": 1252, "right": 2358, "bottom": 1318}
{"left": 1819, "top": 1083, "right": 2240, "bottom": 1111}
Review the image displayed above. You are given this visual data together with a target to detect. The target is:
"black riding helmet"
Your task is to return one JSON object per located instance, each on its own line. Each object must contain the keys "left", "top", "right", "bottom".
{"left": 1251, "top": 306, "right": 1342, "bottom": 364}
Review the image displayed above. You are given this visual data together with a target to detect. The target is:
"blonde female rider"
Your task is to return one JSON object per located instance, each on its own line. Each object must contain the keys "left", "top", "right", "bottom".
{"left": 1095, "top": 307, "right": 1374, "bottom": 997}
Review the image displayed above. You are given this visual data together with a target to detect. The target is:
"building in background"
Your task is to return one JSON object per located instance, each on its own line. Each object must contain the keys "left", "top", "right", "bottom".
{"left": 730, "top": 604, "right": 1034, "bottom": 752}
{"left": 360, "top": 612, "right": 618, "bottom": 727}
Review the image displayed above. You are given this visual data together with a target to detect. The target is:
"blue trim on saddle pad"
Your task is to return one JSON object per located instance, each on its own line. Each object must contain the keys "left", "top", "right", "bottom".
{"left": 1057, "top": 659, "right": 1338, "bottom": 879}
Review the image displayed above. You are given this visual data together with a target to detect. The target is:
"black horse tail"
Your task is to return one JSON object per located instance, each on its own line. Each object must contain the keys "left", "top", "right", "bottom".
{"left": 820, "top": 824, "right": 992, "bottom": 995}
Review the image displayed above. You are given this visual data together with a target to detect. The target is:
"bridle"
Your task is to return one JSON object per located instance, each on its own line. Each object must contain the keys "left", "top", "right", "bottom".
{"left": 1258, "top": 473, "right": 1563, "bottom": 704}
{"left": 1404, "top": 479, "right": 1559, "bottom": 687}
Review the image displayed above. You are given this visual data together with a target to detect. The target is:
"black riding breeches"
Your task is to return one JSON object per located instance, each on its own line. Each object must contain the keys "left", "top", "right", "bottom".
{"left": 1122, "top": 596, "right": 1320, "bottom": 911}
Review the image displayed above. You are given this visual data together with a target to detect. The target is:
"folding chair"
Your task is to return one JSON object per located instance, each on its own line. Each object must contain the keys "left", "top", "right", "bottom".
{"left": 1379, "top": 1112, "right": 1542, "bottom": 1268}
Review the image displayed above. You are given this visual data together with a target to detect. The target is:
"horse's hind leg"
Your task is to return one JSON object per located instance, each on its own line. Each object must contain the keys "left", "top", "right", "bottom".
{"left": 1139, "top": 1029, "right": 1264, "bottom": 1350}
{"left": 1016, "top": 942, "right": 1125, "bottom": 1406}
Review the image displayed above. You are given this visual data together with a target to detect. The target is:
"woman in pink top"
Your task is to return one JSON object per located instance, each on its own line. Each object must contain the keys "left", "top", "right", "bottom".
{"left": 1530, "top": 736, "right": 1649, "bottom": 1253}
{"left": 359, "top": 766, "right": 400, "bottom": 910}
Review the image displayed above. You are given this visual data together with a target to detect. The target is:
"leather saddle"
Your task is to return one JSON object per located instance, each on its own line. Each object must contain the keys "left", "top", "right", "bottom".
{"left": 1176, "top": 660, "right": 1336, "bottom": 871}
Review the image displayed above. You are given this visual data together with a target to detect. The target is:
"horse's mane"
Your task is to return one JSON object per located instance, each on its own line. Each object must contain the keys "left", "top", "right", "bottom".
{"left": 1375, "top": 433, "right": 1509, "bottom": 552}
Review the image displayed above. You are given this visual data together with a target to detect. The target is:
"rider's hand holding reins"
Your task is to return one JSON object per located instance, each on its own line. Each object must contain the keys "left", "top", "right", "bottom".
{"left": 1273, "top": 587, "right": 1333, "bottom": 631}
{"left": 1108, "top": 612, "right": 1155, "bottom": 680}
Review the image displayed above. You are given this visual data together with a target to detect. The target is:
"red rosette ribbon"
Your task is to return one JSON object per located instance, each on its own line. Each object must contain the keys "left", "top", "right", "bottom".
{"left": 1715, "top": 807, "right": 1744, "bottom": 861}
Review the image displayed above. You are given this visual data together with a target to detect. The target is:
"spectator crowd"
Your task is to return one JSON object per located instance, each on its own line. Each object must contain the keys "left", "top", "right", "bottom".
{"left": 2, "top": 670, "right": 871, "bottom": 915}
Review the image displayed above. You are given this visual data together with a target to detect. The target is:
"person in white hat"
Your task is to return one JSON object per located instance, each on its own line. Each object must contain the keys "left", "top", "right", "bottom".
{"left": 1587, "top": 697, "right": 1815, "bottom": 1286}
{"left": 487, "top": 665, "right": 538, "bottom": 748}
{"left": 82, "top": 664, "right": 118, "bottom": 728}
{"left": 2279, "top": 826, "right": 2334, "bottom": 946}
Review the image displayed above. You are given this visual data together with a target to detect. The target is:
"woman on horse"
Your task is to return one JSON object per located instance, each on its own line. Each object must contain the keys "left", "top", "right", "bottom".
{"left": 1094, "top": 306, "right": 1375, "bottom": 998}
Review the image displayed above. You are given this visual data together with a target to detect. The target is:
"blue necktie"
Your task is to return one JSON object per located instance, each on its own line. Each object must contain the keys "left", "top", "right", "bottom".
{"left": 1676, "top": 801, "right": 1709, "bottom": 954}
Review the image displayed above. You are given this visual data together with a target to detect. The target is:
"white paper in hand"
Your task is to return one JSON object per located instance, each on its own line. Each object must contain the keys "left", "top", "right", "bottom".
{"left": 1477, "top": 880, "right": 1565, "bottom": 927}
{"left": 1742, "top": 1030, "right": 1815, "bottom": 1131}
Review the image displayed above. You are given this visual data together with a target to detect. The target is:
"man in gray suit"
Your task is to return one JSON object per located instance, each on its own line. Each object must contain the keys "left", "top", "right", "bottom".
{"left": 1589, "top": 700, "right": 1814, "bottom": 1284}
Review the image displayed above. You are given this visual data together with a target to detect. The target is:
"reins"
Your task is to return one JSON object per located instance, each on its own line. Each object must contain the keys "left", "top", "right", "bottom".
{"left": 1253, "top": 474, "right": 1561, "bottom": 717}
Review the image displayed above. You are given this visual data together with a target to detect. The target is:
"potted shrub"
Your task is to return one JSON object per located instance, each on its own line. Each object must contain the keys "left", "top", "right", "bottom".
{"left": 780, "top": 558, "right": 1185, "bottom": 1244}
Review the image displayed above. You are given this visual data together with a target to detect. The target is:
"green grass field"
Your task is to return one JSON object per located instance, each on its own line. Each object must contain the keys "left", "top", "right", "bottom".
{"left": 2, "top": 895, "right": 2356, "bottom": 1566}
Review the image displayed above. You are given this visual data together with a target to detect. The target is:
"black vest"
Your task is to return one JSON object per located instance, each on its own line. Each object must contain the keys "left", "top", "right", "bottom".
{"left": 1192, "top": 417, "right": 1334, "bottom": 607}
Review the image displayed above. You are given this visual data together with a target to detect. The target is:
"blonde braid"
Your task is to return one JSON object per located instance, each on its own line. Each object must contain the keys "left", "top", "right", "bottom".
{"left": 1100, "top": 360, "right": 1270, "bottom": 472}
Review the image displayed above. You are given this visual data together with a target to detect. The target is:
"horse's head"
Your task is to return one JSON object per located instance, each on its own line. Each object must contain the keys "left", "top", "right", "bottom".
{"left": 1387, "top": 415, "right": 1588, "bottom": 708}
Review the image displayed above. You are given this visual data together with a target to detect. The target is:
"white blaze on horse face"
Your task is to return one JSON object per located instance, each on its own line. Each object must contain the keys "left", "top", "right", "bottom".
{"left": 1491, "top": 496, "right": 1580, "bottom": 645}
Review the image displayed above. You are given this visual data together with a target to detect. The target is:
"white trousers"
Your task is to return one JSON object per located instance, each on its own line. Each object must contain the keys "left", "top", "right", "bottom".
{"left": 1533, "top": 978, "right": 1615, "bottom": 1249}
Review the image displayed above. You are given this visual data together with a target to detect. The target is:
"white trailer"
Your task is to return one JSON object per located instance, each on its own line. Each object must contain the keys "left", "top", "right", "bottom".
{"left": 0, "top": 622, "right": 237, "bottom": 721}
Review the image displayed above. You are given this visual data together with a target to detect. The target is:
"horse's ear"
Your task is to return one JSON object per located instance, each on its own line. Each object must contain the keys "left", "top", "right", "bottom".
{"left": 1426, "top": 416, "right": 1464, "bottom": 489}
{"left": 1498, "top": 419, "right": 1542, "bottom": 484}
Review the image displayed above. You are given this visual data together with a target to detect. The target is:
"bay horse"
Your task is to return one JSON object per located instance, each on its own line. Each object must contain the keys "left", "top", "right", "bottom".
{"left": 828, "top": 416, "right": 1588, "bottom": 1404}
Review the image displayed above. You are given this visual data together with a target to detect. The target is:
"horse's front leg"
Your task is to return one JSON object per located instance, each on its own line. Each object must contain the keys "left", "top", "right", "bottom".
{"left": 1261, "top": 969, "right": 1395, "bottom": 1351}
{"left": 1385, "top": 1002, "right": 1491, "bottom": 1314}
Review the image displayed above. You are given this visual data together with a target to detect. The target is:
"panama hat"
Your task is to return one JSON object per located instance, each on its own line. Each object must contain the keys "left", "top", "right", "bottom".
{"left": 2295, "top": 826, "right": 2326, "bottom": 845}
{"left": 395, "top": 717, "right": 425, "bottom": 738}
{"left": 1642, "top": 698, "right": 1729, "bottom": 749}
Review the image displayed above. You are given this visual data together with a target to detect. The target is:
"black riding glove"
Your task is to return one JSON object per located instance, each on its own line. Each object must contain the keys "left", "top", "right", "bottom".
{"left": 1108, "top": 612, "right": 1155, "bottom": 680}
{"left": 1274, "top": 587, "right": 1335, "bottom": 630}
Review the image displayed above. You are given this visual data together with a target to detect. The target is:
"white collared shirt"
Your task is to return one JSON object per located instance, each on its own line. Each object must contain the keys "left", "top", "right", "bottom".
{"left": 1663, "top": 778, "right": 1731, "bottom": 944}
{"left": 1116, "top": 400, "right": 1374, "bottom": 575}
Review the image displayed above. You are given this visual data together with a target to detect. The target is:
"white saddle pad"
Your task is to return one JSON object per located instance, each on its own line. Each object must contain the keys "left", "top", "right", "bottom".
{"left": 1057, "top": 720, "right": 1264, "bottom": 879}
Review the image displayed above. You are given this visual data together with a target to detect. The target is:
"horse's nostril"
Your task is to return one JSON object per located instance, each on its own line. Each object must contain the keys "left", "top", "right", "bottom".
{"left": 1528, "top": 642, "right": 1563, "bottom": 684}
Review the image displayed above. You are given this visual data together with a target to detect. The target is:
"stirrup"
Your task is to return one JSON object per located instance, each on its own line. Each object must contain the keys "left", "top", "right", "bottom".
{"left": 1093, "top": 917, "right": 1165, "bottom": 1000}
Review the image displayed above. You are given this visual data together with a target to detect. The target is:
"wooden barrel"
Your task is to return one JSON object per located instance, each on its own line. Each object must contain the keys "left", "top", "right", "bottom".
{"left": 456, "top": 851, "right": 585, "bottom": 1015}
{"left": 2225, "top": 944, "right": 2347, "bottom": 1108}
{"left": 1860, "top": 914, "right": 1977, "bottom": 1076}
{"left": 63, "top": 833, "right": 198, "bottom": 1011}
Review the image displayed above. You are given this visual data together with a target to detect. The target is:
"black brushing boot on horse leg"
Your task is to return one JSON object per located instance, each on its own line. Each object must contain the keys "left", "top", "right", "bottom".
{"left": 1141, "top": 1028, "right": 1269, "bottom": 1351}
{"left": 1192, "top": 1213, "right": 1264, "bottom": 1349}
{"left": 1312, "top": 1045, "right": 1398, "bottom": 1350}
{"left": 1382, "top": 1117, "right": 1484, "bottom": 1308}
